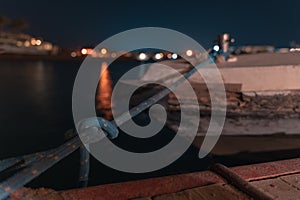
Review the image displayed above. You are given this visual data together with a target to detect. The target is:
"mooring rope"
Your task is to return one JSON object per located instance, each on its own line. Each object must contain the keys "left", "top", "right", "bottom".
{"left": 0, "top": 151, "right": 46, "bottom": 174}
{"left": 0, "top": 58, "right": 212, "bottom": 200}
{"left": 79, "top": 145, "right": 90, "bottom": 188}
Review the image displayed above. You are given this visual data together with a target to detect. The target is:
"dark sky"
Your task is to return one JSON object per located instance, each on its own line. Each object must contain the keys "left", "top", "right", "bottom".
{"left": 1, "top": 0, "right": 299, "bottom": 48}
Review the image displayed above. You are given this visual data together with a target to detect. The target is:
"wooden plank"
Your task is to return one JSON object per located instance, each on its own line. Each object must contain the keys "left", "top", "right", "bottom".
{"left": 152, "top": 184, "right": 251, "bottom": 200}
{"left": 133, "top": 175, "right": 300, "bottom": 200}
{"left": 280, "top": 174, "right": 300, "bottom": 190}
{"left": 252, "top": 177, "right": 300, "bottom": 199}
{"left": 57, "top": 159, "right": 300, "bottom": 200}
{"left": 59, "top": 171, "right": 224, "bottom": 200}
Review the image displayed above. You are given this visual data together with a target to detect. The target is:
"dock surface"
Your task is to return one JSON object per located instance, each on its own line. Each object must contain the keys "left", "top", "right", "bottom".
{"left": 9, "top": 158, "right": 300, "bottom": 199}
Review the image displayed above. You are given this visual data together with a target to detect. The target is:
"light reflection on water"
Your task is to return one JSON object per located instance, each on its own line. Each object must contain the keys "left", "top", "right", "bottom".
{"left": 0, "top": 60, "right": 79, "bottom": 157}
{"left": 96, "top": 62, "right": 113, "bottom": 120}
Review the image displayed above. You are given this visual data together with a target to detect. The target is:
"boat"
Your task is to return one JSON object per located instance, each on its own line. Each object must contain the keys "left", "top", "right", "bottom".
{"left": 0, "top": 31, "right": 59, "bottom": 55}
{"left": 117, "top": 50, "right": 300, "bottom": 156}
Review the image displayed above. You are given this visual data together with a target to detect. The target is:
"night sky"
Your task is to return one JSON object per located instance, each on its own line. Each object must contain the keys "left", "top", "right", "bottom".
{"left": 1, "top": 0, "right": 299, "bottom": 49}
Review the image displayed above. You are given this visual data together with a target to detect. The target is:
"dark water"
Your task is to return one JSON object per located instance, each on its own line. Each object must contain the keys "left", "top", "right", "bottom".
{"left": 0, "top": 59, "right": 203, "bottom": 190}
{"left": 0, "top": 60, "right": 78, "bottom": 155}
{"left": 0, "top": 59, "right": 299, "bottom": 190}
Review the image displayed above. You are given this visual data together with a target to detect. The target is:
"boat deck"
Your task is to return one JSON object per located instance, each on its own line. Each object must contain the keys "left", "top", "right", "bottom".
{"left": 216, "top": 52, "right": 300, "bottom": 68}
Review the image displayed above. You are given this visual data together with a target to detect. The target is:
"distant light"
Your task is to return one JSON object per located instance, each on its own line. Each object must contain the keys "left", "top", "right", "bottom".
{"left": 111, "top": 52, "right": 117, "bottom": 58}
{"left": 186, "top": 50, "right": 193, "bottom": 57}
{"left": 124, "top": 52, "right": 133, "bottom": 58}
{"left": 290, "top": 48, "right": 300, "bottom": 52}
{"left": 16, "top": 41, "right": 22, "bottom": 47}
{"left": 44, "top": 43, "right": 53, "bottom": 50}
{"left": 81, "top": 48, "right": 88, "bottom": 55}
{"left": 101, "top": 48, "right": 107, "bottom": 55}
{"left": 138, "top": 52, "right": 147, "bottom": 61}
{"left": 31, "top": 38, "right": 36, "bottom": 45}
{"left": 24, "top": 41, "right": 30, "bottom": 47}
{"left": 167, "top": 53, "right": 172, "bottom": 59}
{"left": 154, "top": 53, "right": 163, "bottom": 60}
{"left": 171, "top": 53, "right": 178, "bottom": 59}
{"left": 91, "top": 51, "right": 98, "bottom": 57}
{"left": 70, "top": 51, "right": 77, "bottom": 57}
{"left": 36, "top": 39, "right": 42, "bottom": 46}
{"left": 213, "top": 45, "right": 220, "bottom": 51}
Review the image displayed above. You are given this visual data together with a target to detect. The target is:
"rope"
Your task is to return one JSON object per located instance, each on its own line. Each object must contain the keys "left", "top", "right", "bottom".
{"left": 0, "top": 137, "right": 81, "bottom": 199}
{"left": 0, "top": 58, "right": 212, "bottom": 199}
{"left": 0, "top": 149, "right": 62, "bottom": 174}
{"left": 79, "top": 145, "right": 90, "bottom": 187}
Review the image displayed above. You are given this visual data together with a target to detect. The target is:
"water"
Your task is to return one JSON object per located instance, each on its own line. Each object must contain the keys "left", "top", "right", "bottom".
{"left": 0, "top": 59, "right": 200, "bottom": 190}
{"left": 0, "top": 60, "right": 78, "bottom": 155}
{"left": 0, "top": 59, "right": 299, "bottom": 190}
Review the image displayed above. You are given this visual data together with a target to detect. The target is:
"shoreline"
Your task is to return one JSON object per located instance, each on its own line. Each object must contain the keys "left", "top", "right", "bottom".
{"left": 0, "top": 54, "right": 85, "bottom": 61}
